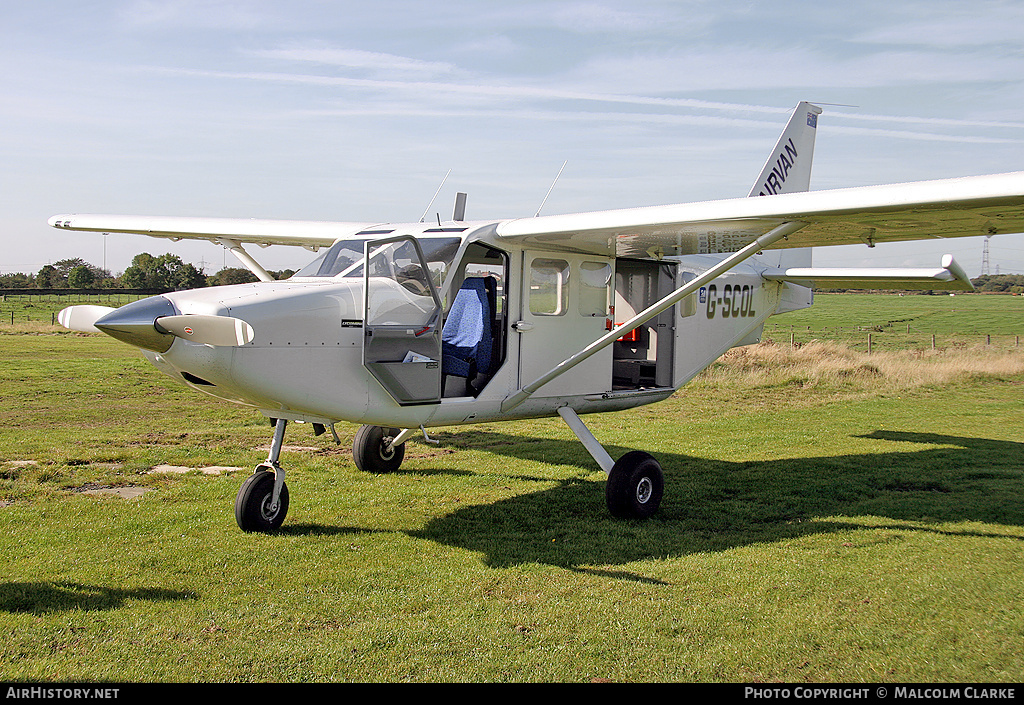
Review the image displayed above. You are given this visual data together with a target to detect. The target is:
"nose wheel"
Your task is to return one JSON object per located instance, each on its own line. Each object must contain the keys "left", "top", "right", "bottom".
{"left": 235, "top": 467, "right": 289, "bottom": 532}
{"left": 235, "top": 418, "right": 290, "bottom": 532}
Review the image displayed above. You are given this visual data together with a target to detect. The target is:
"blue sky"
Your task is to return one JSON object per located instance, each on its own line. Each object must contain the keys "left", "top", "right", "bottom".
{"left": 4, "top": 0, "right": 1024, "bottom": 276}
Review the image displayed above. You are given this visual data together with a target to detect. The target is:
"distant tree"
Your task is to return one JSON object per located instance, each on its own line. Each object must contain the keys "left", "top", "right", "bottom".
{"left": 121, "top": 254, "right": 157, "bottom": 288}
{"left": 36, "top": 264, "right": 62, "bottom": 288}
{"left": 53, "top": 258, "right": 90, "bottom": 281}
{"left": 971, "top": 274, "right": 1024, "bottom": 292}
{"left": 122, "top": 253, "right": 207, "bottom": 290}
{"left": 0, "top": 272, "right": 34, "bottom": 288}
{"left": 173, "top": 263, "right": 207, "bottom": 290}
{"left": 67, "top": 265, "right": 95, "bottom": 288}
{"left": 208, "top": 267, "right": 258, "bottom": 287}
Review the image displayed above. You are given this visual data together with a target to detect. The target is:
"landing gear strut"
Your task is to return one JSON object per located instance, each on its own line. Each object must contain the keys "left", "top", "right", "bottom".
{"left": 557, "top": 406, "right": 664, "bottom": 519}
{"left": 235, "top": 418, "right": 290, "bottom": 532}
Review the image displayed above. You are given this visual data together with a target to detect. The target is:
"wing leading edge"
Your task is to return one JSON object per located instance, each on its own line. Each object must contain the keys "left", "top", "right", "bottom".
{"left": 47, "top": 214, "right": 377, "bottom": 250}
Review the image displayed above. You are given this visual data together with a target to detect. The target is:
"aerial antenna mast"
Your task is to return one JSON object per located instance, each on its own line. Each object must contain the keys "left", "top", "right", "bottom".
{"left": 419, "top": 169, "right": 452, "bottom": 223}
{"left": 535, "top": 161, "right": 567, "bottom": 217}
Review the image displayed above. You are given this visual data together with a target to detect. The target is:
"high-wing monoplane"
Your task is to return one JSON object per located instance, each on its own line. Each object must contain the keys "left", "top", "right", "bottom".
{"left": 52, "top": 102, "right": 1024, "bottom": 531}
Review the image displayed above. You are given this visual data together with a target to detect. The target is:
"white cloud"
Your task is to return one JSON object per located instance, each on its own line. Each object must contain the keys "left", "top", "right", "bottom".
{"left": 852, "top": 1, "right": 1024, "bottom": 46}
{"left": 117, "top": 0, "right": 267, "bottom": 31}
{"left": 253, "top": 45, "right": 458, "bottom": 77}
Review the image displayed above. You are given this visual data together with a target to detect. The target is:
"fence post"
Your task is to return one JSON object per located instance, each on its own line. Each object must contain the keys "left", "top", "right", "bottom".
{"left": 868, "top": 333, "right": 873, "bottom": 354}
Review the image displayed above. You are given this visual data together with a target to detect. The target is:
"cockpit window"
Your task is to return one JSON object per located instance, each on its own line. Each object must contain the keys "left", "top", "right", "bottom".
{"left": 293, "top": 237, "right": 462, "bottom": 281}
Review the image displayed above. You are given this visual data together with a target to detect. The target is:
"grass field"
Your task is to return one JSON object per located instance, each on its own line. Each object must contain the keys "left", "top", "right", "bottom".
{"left": 765, "top": 292, "right": 1023, "bottom": 351}
{"left": 0, "top": 294, "right": 1022, "bottom": 682}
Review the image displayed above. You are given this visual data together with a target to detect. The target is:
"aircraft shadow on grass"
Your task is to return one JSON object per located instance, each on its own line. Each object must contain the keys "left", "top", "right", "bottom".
{"left": 289, "top": 428, "right": 1024, "bottom": 578}
{"left": 0, "top": 581, "right": 196, "bottom": 614}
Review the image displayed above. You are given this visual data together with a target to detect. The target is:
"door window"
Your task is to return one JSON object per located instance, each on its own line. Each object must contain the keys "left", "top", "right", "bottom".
{"left": 579, "top": 261, "right": 611, "bottom": 316}
{"left": 529, "top": 258, "right": 569, "bottom": 316}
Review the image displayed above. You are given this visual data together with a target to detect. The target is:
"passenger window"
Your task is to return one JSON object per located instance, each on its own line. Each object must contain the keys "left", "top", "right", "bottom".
{"left": 530, "top": 259, "right": 569, "bottom": 316}
{"left": 579, "top": 261, "right": 611, "bottom": 316}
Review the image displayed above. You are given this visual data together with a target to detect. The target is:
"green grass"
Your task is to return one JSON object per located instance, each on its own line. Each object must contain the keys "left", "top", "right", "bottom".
{"left": 0, "top": 294, "right": 1023, "bottom": 682}
{"left": 767, "top": 292, "right": 1024, "bottom": 351}
{"left": 0, "top": 293, "right": 147, "bottom": 327}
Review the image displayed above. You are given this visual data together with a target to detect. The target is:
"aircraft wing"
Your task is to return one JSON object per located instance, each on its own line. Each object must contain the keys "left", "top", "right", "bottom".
{"left": 47, "top": 214, "right": 378, "bottom": 249}
{"left": 495, "top": 171, "right": 1024, "bottom": 258}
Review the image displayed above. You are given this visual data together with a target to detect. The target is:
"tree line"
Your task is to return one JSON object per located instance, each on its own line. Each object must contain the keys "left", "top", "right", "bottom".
{"left": 3, "top": 254, "right": 1022, "bottom": 294}
{"left": 0, "top": 254, "right": 295, "bottom": 290}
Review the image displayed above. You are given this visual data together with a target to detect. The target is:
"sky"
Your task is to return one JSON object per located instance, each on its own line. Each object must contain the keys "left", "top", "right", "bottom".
{"left": 3, "top": 0, "right": 1024, "bottom": 277}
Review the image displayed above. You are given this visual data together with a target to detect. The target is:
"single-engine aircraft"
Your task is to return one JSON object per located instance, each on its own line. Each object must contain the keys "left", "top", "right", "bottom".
{"left": 52, "top": 102, "right": 1024, "bottom": 532}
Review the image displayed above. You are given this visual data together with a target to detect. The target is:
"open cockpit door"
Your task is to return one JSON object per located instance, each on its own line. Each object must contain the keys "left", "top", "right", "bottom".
{"left": 363, "top": 236, "right": 444, "bottom": 404}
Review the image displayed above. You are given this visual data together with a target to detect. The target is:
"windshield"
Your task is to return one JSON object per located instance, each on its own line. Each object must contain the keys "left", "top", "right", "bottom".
{"left": 294, "top": 237, "right": 462, "bottom": 282}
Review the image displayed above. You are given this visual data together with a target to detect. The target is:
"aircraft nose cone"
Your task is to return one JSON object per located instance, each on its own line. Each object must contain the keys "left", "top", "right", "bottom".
{"left": 94, "top": 295, "right": 178, "bottom": 352}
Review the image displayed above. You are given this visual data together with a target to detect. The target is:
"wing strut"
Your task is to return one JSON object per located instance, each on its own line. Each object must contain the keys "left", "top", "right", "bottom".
{"left": 217, "top": 238, "right": 274, "bottom": 282}
{"left": 500, "top": 220, "right": 808, "bottom": 413}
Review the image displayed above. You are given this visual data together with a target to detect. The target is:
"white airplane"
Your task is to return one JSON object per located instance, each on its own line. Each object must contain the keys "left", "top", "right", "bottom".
{"left": 51, "top": 102, "right": 1024, "bottom": 532}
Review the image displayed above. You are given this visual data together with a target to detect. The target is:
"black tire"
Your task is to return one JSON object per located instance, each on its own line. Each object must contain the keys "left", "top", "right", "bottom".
{"left": 606, "top": 450, "right": 663, "bottom": 519}
{"left": 352, "top": 425, "right": 406, "bottom": 473}
{"left": 235, "top": 470, "right": 289, "bottom": 532}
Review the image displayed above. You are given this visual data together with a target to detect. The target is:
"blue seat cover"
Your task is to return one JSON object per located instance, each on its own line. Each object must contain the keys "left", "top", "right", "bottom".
{"left": 442, "top": 277, "right": 493, "bottom": 380}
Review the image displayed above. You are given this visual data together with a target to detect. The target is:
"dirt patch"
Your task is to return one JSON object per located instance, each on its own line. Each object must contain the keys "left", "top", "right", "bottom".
{"left": 148, "top": 464, "right": 244, "bottom": 475}
{"left": 71, "top": 483, "right": 154, "bottom": 500}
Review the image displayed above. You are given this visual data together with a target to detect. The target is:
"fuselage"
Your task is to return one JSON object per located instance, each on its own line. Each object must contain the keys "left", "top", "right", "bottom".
{"left": 107, "top": 220, "right": 800, "bottom": 430}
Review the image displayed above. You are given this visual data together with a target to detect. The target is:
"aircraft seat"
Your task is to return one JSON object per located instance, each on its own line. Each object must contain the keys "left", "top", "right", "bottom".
{"left": 441, "top": 277, "right": 496, "bottom": 394}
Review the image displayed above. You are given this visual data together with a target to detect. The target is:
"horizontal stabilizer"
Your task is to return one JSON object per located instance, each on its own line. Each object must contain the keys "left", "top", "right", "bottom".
{"left": 57, "top": 305, "right": 116, "bottom": 333}
{"left": 761, "top": 254, "right": 974, "bottom": 291}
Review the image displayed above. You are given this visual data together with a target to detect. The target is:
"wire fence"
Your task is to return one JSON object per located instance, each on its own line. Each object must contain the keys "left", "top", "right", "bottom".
{"left": 0, "top": 293, "right": 149, "bottom": 326}
{"left": 763, "top": 322, "right": 1022, "bottom": 353}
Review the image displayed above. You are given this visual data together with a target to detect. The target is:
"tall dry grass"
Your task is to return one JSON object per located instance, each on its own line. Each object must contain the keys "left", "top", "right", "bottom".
{"left": 0, "top": 321, "right": 74, "bottom": 335}
{"left": 698, "top": 340, "right": 1024, "bottom": 393}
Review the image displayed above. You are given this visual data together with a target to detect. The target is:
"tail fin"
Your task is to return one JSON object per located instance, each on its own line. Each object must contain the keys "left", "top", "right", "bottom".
{"left": 752, "top": 102, "right": 822, "bottom": 313}
{"left": 748, "top": 101, "right": 822, "bottom": 197}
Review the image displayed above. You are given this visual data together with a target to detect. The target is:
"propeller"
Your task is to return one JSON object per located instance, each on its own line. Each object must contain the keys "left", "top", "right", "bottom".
{"left": 58, "top": 304, "right": 254, "bottom": 347}
{"left": 155, "top": 314, "right": 255, "bottom": 347}
{"left": 57, "top": 305, "right": 116, "bottom": 333}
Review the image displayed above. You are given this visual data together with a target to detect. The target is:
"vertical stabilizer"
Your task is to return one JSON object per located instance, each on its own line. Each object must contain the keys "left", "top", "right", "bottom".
{"left": 750, "top": 102, "right": 822, "bottom": 313}
{"left": 748, "top": 101, "right": 822, "bottom": 197}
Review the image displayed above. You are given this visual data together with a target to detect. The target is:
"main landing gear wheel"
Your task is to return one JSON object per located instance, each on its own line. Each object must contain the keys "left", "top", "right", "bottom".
{"left": 606, "top": 450, "right": 664, "bottom": 519}
{"left": 235, "top": 469, "right": 289, "bottom": 533}
{"left": 353, "top": 425, "right": 406, "bottom": 473}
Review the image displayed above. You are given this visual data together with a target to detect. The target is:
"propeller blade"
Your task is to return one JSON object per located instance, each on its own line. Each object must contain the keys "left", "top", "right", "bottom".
{"left": 155, "top": 314, "right": 255, "bottom": 347}
{"left": 57, "top": 305, "right": 116, "bottom": 333}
